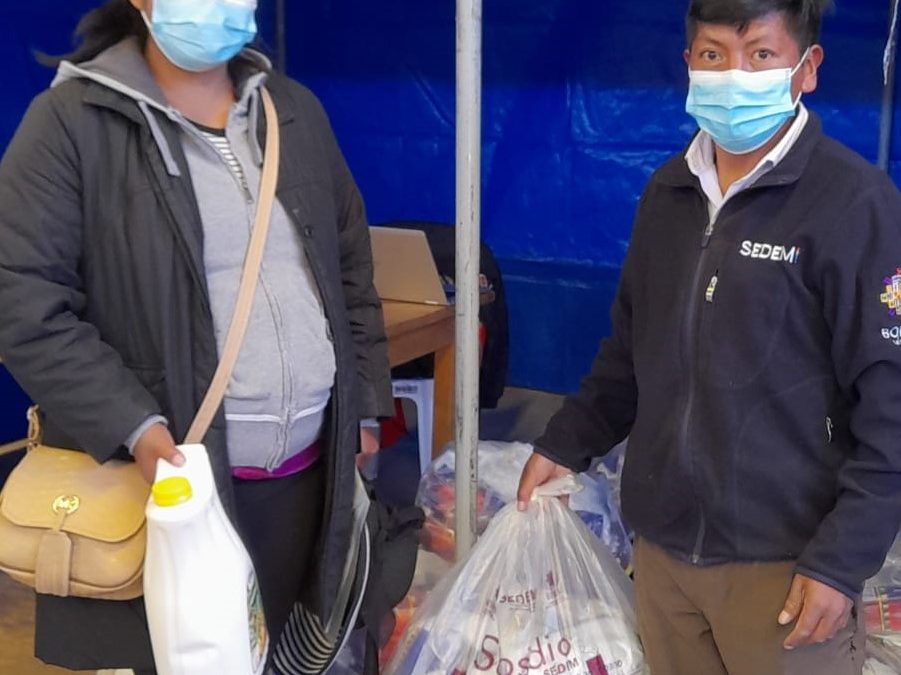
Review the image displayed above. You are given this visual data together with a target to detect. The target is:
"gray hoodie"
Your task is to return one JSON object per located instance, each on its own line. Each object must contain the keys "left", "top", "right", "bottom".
{"left": 53, "top": 39, "right": 336, "bottom": 470}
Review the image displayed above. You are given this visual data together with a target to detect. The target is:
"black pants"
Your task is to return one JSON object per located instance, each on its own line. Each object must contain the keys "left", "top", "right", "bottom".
{"left": 232, "top": 460, "right": 326, "bottom": 655}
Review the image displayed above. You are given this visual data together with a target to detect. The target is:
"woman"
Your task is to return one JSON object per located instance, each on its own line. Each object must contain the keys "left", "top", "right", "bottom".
{"left": 0, "top": 0, "right": 392, "bottom": 672}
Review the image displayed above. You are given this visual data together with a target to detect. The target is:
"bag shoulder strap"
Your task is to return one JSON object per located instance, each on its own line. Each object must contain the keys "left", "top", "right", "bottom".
{"left": 184, "top": 87, "right": 280, "bottom": 444}
{"left": 0, "top": 439, "right": 27, "bottom": 457}
{"left": 1, "top": 405, "right": 41, "bottom": 456}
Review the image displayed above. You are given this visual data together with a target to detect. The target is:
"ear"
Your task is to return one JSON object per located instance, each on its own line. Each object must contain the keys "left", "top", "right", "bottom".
{"left": 683, "top": 48, "right": 691, "bottom": 67}
{"left": 799, "top": 44, "right": 824, "bottom": 95}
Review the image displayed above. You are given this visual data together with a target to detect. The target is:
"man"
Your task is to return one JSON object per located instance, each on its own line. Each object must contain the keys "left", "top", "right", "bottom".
{"left": 518, "top": 1, "right": 901, "bottom": 673}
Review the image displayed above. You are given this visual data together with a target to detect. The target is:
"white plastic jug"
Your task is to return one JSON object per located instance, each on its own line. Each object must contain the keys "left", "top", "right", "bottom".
{"left": 144, "top": 444, "right": 268, "bottom": 675}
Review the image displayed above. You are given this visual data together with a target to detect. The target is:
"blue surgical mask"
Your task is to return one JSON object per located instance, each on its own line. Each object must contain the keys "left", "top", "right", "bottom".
{"left": 685, "top": 50, "right": 809, "bottom": 155}
{"left": 142, "top": 0, "right": 258, "bottom": 73}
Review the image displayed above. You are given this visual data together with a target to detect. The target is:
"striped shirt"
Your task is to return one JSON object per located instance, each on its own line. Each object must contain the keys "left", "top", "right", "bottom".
{"left": 193, "top": 121, "right": 249, "bottom": 192}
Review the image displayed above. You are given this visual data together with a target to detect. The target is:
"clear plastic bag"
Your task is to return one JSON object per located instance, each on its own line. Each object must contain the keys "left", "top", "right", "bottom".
{"left": 570, "top": 466, "right": 633, "bottom": 573}
{"left": 864, "top": 531, "right": 901, "bottom": 636}
{"left": 381, "top": 551, "right": 454, "bottom": 666}
{"left": 385, "top": 477, "right": 647, "bottom": 675}
{"left": 863, "top": 531, "right": 901, "bottom": 673}
{"left": 382, "top": 442, "right": 634, "bottom": 667}
{"left": 863, "top": 658, "right": 897, "bottom": 675}
{"left": 864, "top": 633, "right": 901, "bottom": 674}
{"left": 592, "top": 442, "right": 627, "bottom": 522}
{"left": 416, "top": 441, "right": 633, "bottom": 570}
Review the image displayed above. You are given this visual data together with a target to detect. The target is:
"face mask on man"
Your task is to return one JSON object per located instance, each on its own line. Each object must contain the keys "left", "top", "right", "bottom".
{"left": 685, "top": 48, "right": 810, "bottom": 155}
{"left": 142, "top": 0, "right": 258, "bottom": 73}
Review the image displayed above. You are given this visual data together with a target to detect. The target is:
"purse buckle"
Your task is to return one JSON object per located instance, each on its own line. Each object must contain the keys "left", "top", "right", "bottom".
{"left": 52, "top": 495, "right": 80, "bottom": 516}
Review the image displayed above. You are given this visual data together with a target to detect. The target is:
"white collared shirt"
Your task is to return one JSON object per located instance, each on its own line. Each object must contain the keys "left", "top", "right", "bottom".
{"left": 685, "top": 103, "right": 809, "bottom": 226}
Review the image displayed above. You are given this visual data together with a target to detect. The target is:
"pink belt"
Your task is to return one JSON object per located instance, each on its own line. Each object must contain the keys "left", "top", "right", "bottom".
{"left": 231, "top": 440, "right": 322, "bottom": 481}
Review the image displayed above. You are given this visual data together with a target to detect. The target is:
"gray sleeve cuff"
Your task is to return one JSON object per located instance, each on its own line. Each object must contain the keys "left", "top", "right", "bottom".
{"left": 360, "top": 417, "right": 380, "bottom": 429}
{"left": 125, "top": 415, "right": 168, "bottom": 455}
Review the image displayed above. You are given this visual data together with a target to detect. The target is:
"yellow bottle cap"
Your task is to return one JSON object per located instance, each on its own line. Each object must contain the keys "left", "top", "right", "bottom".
{"left": 151, "top": 477, "right": 193, "bottom": 507}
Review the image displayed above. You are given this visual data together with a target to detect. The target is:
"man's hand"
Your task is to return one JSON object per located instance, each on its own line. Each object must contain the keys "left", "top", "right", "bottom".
{"left": 133, "top": 423, "right": 184, "bottom": 484}
{"left": 516, "top": 452, "right": 572, "bottom": 510}
{"left": 779, "top": 574, "right": 853, "bottom": 650}
{"left": 356, "top": 426, "right": 380, "bottom": 469}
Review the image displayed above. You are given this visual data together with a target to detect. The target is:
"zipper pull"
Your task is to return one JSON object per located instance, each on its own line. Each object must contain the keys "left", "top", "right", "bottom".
{"left": 701, "top": 222, "right": 714, "bottom": 248}
{"left": 826, "top": 416, "right": 834, "bottom": 443}
{"left": 705, "top": 273, "right": 719, "bottom": 303}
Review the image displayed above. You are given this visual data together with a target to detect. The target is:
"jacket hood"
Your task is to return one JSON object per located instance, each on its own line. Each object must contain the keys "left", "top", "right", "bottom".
{"left": 51, "top": 37, "right": 272, "bottom": 176}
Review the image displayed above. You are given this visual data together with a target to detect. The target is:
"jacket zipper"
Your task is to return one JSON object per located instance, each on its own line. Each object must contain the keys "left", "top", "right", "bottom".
{"left": 684, "top": 184, "right": 778, "bottom": 563}
{"left": 682, "top": 205, "right": 718, "bottom": 565}
{"left": 290, "top": 208, "right": 342, "bottom": 409}
{"left": 705, "top": 271, "right": 719, "bottom": 303}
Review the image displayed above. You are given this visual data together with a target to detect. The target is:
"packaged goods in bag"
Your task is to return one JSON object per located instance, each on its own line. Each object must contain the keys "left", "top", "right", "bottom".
{"left": 864, "top": 633, "right": 901, "bottom": 674}
{"left": 865, "top": 531, "right": 901, "bottom": 635}
{"left": 863, "top": 530, "right": 901, "bottom": 671}
{"left": 416, "top": 442, "right": 632, "bottom": 570}
{"left": 863, "top": 659, "right": 897, "bottom": 675}
{"left": 144, "top": 444, "right": 268, "bottom": 675}
{"left": 377, "top": 442, "right": 633, "bottom": 667}
{"left": 384, "top": 476, "right": 647, "bottom": 675}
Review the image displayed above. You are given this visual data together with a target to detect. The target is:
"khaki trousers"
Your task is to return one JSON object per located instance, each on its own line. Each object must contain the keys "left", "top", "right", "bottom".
{"left": 633, "top": 538, "right": 865, "bottom": 675}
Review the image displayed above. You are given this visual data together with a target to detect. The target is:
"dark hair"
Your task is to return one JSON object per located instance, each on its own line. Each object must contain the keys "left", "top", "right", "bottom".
{"left": 686, "top": 0, "right": 834, "bottom": 51}
{"left": 39, "top": 0, "right": 147, "bottom": 67}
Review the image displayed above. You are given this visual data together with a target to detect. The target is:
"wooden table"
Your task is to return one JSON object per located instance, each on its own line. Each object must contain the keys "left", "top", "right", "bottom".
{"left": 381, "top": 292, "right": 494, "bottom": 459}
{"left": 382, "top": 301, "right": 456, "bottom": 458}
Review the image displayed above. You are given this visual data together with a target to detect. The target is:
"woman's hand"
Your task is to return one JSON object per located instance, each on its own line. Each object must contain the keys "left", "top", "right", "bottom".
{"left": 133, "top": 423, "right": 185, "bottom": 483}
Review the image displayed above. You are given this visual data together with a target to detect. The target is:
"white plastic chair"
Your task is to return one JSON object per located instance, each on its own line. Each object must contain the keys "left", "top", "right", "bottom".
{"left": 391, "top": 378, "right": 434, "bottom": 475}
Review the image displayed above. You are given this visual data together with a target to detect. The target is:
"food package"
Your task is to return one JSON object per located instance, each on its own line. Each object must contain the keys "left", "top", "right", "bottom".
{"left": 416, "top": 441, "right": 632, "bottom": 570}
{"left": 384, "top": 477, "right": 647, "bottom": 675}
{"left": 865, "top": 532, "right": 901, "bottom": 636}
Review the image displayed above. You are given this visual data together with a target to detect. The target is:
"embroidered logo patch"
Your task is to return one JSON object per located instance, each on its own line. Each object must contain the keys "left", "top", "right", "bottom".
{"left": 882, "top": 326, "right": 901, "bottom": 346}
{"left": 881, "top": 268, "right": 901, "bottom": 317}
{"left": 740, "top": 241, "right": 801, "bottom": 264}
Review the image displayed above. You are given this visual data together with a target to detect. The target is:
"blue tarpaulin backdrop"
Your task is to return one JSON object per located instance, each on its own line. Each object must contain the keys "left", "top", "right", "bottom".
{"left": 0, "top": 1, "right": 897, "bottom": 444}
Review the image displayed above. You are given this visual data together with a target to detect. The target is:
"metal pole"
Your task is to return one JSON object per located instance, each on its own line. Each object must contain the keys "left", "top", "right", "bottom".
{"left": 454, "top": 0, "right": 482, "bottom": 560}
{"left": 879, "top": 0, "right": 900, "bottom": 171}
